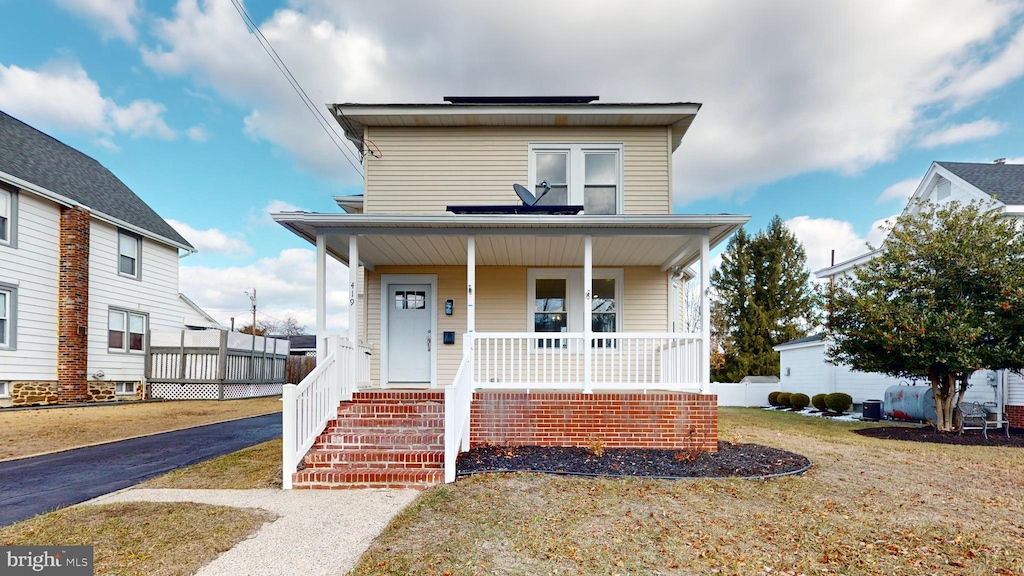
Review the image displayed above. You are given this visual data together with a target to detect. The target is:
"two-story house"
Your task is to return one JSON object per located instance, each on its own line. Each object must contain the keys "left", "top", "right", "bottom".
{"left": 776, "top": 160, "right": 1024, "bottom": 429}
{"left": 273, "top": 96, "right": 749, "bottom": 488}
{"left": 0, "top": 110, "right": 198, "bottom": 407}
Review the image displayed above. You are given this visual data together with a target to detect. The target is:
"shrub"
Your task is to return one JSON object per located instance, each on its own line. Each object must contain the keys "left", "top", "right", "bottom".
{"left": 825, "top": 392, "right": 853, "bottom": 413}
{"left": 768, "top": 391, "right": 781, "bottom": 406}
{"left": 811, "top": 394, "right": 827, "bottom": 411}
{"left": 790, "top": 393, "right": 810, "bottom": 409}
{"left": 777, "top": 392, "right": 792, "bottom": 407}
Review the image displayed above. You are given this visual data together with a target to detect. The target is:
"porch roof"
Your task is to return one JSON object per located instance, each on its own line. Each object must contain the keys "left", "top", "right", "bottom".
{"left": 272, "top": 212, "right": 749, "bottom": 270}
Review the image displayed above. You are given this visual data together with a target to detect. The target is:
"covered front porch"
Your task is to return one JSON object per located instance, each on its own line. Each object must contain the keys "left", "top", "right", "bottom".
{"left": 273, "top": 213, "right": 747, "bottom": 488}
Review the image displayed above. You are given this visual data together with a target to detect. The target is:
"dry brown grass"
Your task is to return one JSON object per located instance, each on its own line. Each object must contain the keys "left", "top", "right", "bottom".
{"left": 353, "top": 408, "right": 1024, "bottom": 575}
{"left": 141, "top": 439, "right": 283, "bottom": 489}
{"left": 0, "top": 502, "right": 275, "bottom": 576}
{"left": 0, "top": 397, "right": 281, "bottom": 461}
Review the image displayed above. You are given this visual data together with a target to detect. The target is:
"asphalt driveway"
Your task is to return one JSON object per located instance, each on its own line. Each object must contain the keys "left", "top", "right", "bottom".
{"left": 0, "top": 413, "right": 281, "bottom": 526}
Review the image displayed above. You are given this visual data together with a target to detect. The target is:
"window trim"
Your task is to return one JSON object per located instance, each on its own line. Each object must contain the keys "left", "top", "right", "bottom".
{"left": 527, "top": 143, "right": 624, "bottom": 214}
{"left": 0, "top": 183, "right": 18, "bottom": 249}
{"left": 117, "top": 229, "right": 142, "bottom": 280}
{"left": 107, "top": 308, "right": 148, "bottom": 354}
{"left": 0, "top": 281, "right": 17, "bottom": 350}
{"left": 526, "top": 268, "right": 624, "bottom": 339}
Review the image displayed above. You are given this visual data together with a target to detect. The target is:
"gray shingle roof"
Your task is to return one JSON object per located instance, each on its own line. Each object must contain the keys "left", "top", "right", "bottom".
{"left": 936, "top": 161, "right": 1024, "bottom": 205}
{"left": 776, "top": 334, "right": 823, "bottom": 347}
{"left": 0, "top": 110, "right": 193, "bottom": 249}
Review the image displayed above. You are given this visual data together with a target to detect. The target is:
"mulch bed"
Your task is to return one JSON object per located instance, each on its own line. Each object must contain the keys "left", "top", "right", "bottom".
{"left": 854, "top": 425, "right": 1024, "bottom": 447}
{"left": 456, "top": 442, "right": 810, "bottom": 479}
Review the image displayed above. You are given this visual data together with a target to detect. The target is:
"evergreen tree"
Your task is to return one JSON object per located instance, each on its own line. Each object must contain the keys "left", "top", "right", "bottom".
{"left": 711, "top": 216, "right": 820, "bottom": 381}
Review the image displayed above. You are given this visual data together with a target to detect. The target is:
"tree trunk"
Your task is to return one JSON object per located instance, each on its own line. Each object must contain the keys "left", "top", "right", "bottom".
{"left": 928, "top": 367, "right": 957, "bottom": 432}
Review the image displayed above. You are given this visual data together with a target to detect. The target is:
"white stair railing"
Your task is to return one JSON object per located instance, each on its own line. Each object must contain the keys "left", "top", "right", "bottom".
{"left": 282, "top": 336, "right": 356, "bottom": 489}
{"left": 444, "top": 339, "right": 475, "bottom": 483}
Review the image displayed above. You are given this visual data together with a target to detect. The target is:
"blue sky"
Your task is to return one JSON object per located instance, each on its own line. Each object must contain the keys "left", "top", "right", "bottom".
{"left": 2, "top": 0, "right": 1023, "bottom": 332}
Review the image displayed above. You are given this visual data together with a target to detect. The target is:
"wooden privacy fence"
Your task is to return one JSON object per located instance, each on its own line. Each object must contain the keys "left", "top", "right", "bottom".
{"left": 286, "top": 354, "right": 317, "bottom": 385}
{"left": 147, "top": 330, "right": 290, "bottom": 400}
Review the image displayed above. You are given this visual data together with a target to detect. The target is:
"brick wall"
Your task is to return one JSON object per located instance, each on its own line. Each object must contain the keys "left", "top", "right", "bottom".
{"left": 58, "top": 206, "right": 90, "bottom": 403}
{"left": 1007, "top": 405, "right": 1024, "bottom": 429}
{"left": 470, "top": 392, "right": 718, "bottom": 452}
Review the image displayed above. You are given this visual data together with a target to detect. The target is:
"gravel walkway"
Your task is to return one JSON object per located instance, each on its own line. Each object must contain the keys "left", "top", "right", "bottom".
{"left": 85, "top": 488, "right": 418, "bottom": 575}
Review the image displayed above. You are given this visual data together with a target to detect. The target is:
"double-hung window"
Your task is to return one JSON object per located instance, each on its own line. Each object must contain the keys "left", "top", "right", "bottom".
{"left": 528, "top": 269, "right": 622, "bottom": 347}
{"left": 0, "top": 185, "right": 15, "bottom": 246}
{"left": 0, "top": 283, "right": 15, "bottom": 349}
{"left": 108, "top": 309, "right": 146, "bottom": 353}
{"left": 529, "top": 143, "right": 623, "bottom": 214}
{"left": 118, "top": 230, "right": 141, "bottom": 279}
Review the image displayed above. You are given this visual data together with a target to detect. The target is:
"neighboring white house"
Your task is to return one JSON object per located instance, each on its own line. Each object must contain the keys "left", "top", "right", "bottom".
{"left": 776, "top": 160, "right": 1024, "bottom": 426}
{"left": 0, "top": 110, "right": 211, "bottom": 406}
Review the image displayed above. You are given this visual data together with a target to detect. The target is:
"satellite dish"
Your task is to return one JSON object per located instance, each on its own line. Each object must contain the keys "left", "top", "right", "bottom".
{"left": 513, "top": 181, "right": 552, "bottom": 206}
{"left": 513, "top": 183, "right": 536, "bottom": 206}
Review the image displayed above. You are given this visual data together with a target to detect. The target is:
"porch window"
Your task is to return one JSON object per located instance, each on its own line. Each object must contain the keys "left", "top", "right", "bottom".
{"left": 534, "top": 278, "right": 567, "bottom": 347}
{"left": 529, "top": 144, "right": 623, "bottom": 214}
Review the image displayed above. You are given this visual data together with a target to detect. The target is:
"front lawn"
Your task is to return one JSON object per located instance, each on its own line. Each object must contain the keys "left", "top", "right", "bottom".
{"left": 352, "top": 407, "right": 1024, "bottom": 575}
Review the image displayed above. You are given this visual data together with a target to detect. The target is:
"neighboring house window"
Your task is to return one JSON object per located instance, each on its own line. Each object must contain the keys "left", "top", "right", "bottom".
{"left": 108, "top": 309, "right": 146, "bottom": 353}
{"left": 115, "top": 382, "right": 136, "bottom": 395}
{"left": 0, "top": 185, "right": 15, "bottom": 247}
{"left": 118, "top": 230, "right": 141, "bottom": 279}
{"left": 528, "top": 269, "right": 622, "bottom": 347}
{"left": 529, "top": 143, "right": 623, "bottom": 214}
{"left": 0, "top": 283, "right": 15, "bottom": 349}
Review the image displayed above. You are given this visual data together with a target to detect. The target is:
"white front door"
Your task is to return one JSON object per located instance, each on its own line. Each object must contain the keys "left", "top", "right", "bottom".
{"left": 387, "top": 283, "right": 432, "bottom": 382}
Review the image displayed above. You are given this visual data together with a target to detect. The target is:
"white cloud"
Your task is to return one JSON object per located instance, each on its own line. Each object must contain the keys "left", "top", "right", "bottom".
{"left": 167, "top": 219, "right": 253, "bottom": 257}
{"left": 179, "top": 248, "right": 350, "bottom": 334}
{"left": 1002, "top": 156, "right": 1024, "bottom": 164}
{"left": 0, "top": 60, "right": 177, "bottom": 143}
{"left": 53, "top": 0, "right": 139, "bottom": 42}
{"left": 186, "top": 125, "right": 209, "bottom": 141}
{"left": 876, "top": 178, "right": 920, "bottom": 204}
{"left": 785, "top": 215, "right": 895, "bottom": 274}
{"left": 140, "top": 0, "right": 1024, "bottom": 202}
{"left": 918, "top": 118, "right": 1006, "bottom": 149}
{"left": 255, "top": 199, "right": 304, "bottom": 225}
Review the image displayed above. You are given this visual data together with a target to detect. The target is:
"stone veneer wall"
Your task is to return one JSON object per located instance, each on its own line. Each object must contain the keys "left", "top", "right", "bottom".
{"left": 470, "top": 392, "right": 719, "bottom": 452}
{"left": 57, "top": 206, "right": 90, "bottom": 403}
{"left": 4, "top": 381, "right": 142, "bottom": 406}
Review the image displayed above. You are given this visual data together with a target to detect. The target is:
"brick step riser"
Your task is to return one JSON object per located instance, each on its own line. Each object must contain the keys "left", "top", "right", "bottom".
{"left": 304, "top": 461, "right": 442, "bottom": 470}
{"left": 337, "top": 406, "right": 445, "bottom": 417}
{"left": 317, "top": 433, "right": 443, "bottom": 444}
{"left": 293, "top": 469, "right": 444, "bottom": 486}
{"left": 326, "top": 418, "right": 446, "bottom": 429}
{"left": 317, "top": 444, "right": 444, "bottom": 452}
{"left": 305, "top": 452, "right": 443, "bottom": 466}
{"left": 351, "top": 394, "right": 444, "bottom": 402}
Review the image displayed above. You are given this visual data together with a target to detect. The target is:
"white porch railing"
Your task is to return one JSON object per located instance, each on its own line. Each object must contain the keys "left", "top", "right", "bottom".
{"left": 471, "top": 332, "right": 703, "bottom": 392}
{"left": 282, "top": 336, "right": 361, "bottom": 489}
{"left": 444, "top": 341, "right": 475, "bottom": 483}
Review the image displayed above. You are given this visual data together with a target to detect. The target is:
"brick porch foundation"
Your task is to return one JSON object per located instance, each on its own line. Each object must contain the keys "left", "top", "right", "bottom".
{"left": 1007, "top": 405, "right": 1024, "bottom": 429}
{"left": 470, "top": 392, "right": 718, "bottom": 452}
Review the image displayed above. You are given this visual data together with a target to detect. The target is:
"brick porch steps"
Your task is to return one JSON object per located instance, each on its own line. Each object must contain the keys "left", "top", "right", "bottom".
{"left": 291, "top": 391, "right": 447, "bottom": 490}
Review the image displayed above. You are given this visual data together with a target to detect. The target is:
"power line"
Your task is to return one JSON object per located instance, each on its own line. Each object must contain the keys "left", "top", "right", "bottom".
{"left": 228, "top": 0, "right": 364, "bottom": 178}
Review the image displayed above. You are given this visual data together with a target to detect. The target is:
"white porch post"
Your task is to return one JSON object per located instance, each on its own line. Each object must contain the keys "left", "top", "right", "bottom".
{"left": 700, "top": 232, "right": 711, "bottom": 394}
{"left": 466, "top": 236, "right": 475, "bottom": 334}
{"left": 348, "top": 235, "right": 359, "bottom": 346}
{"left": 348, "top": 235, "right": 360, "bottom": 391}
{"left": 316, "top": 233, "right": 327, "bottom": 363}
{"left": 583, "top": 235, "right": 593, "bottom": 393}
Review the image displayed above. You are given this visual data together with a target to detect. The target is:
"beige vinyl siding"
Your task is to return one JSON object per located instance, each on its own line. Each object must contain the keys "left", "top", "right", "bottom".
{"left": 0, "top": 192, "right": 60, "bottom": 380}
{"left": 88, "top": 220, "right": 184, "bottom": 381}
{"left": 623, "top": 267, "right": 670, "bottom": 332}
{"left": 364, "top": 265, "right": 670, "bottom": 386}
{"left": 363, "top": 126, "right": 670, "bottom": 215}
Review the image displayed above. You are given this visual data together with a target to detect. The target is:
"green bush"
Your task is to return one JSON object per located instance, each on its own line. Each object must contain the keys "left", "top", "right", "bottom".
{"left": 768, "top": 391, "right": 781, "bottom": 406}
{"left": 825, "top": 392, "right": 853, "bottom": 413}
{"left": 811, "top": 394, "right": 827, "bottom": 411}
{"left": 790, "top": 393, "right": 810, "bottom": 409}
{"left": 777, "top": 392, "right": 792, "bottom": 407}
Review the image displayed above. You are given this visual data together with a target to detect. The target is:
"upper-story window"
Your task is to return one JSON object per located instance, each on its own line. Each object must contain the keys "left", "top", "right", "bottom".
{"left": 118, "top": 230, "right": 141, "bottom": 279}
{"left": 0, "top": 185, "right": 15, "bottom": 247}
{"left": 529, "top": 143, "right": 623, "bottom": 214}
{"left": 0, "top": 283, "right": 15, "bottom": 349}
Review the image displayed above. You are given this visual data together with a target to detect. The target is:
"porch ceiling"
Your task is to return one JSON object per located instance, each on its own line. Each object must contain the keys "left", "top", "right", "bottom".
{"left": 272, "top": 213, "right": 750, "bottom": 270}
